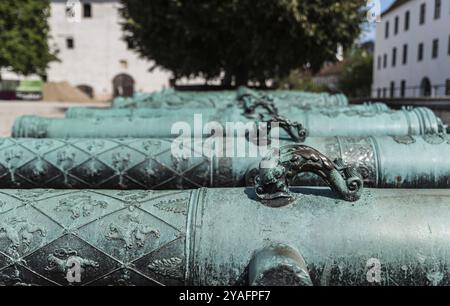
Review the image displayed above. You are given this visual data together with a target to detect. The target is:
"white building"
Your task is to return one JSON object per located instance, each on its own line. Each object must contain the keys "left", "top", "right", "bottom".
{"left": 373, "top": 0, "right": 450, "bottom": 98}
{"left": 47, "top": 0, "right": 171, "bottom": 100}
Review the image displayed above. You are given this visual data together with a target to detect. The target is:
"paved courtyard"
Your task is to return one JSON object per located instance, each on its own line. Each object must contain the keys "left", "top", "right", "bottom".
{"left": 0, "top": 101, "right": 109, "bottom": 137}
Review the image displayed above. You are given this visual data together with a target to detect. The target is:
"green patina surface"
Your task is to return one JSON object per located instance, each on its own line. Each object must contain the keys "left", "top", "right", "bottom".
{"left": 0, "top": 187, "right": 450, "bottom": 286}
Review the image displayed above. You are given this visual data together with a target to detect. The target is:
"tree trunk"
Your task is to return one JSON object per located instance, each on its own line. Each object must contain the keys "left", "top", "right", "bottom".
{"left": 235, "top": 66, "right": 249, "bottom": 87}
{"left": 221, "top": 72, "right": 233, "bottom": 88}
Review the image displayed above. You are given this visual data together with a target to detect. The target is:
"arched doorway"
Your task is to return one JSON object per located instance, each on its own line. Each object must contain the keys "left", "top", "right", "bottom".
{"left": 113, "top": 73, "right": 135, "bottom": 97}
{"left": 420, "top": 77, "right": 432, "bottom": 97}
{"left": 77, "top": 84, "right": 94, "bottom": 98}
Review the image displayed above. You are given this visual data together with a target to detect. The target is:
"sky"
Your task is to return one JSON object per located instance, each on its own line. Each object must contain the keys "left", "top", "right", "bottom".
{"left": 360, "top": 0, "right": 396, "bottom": 42}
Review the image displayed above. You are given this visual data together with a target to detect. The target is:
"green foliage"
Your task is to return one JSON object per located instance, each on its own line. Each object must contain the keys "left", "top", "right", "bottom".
{"left": 0, "top": 0, "right": 57, "bottom": 78}
{"left": 120, "top": 0, "right": 366, "bottom": 86}
{"left": 338, "top": 47, "right": 373, "bottom": 98}
{"left": 276, "top": 69, "right": 329, "bottom": 92}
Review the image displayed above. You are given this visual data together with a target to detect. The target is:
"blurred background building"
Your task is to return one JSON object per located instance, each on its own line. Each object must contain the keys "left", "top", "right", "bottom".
{"left": 46, "top": 0, "right": 171, "bottom": 101}
{"left": 372, "top": 0, "right": 450, "bottom": 98}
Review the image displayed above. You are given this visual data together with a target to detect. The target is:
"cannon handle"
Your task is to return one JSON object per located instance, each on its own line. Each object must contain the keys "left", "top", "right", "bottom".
{"left": 254, "top": 144, "right": 363, "bottom": 207}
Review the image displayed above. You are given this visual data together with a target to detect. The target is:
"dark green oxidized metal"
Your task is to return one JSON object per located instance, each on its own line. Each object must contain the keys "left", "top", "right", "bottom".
{"left": 112, "top": 90, "right": 236, "bottom": 109}
{"left": 112, "top": 87, "right": 347, "bottom": 110}
{"left": 65, "top": 106, "right": 225, "bottom": 119}
{"left": 65, "top": 102, "right": 389, "bottom": 119}
{"left": 1, "top": 135, "right": 450, "bottom": 189}
{"left": 2, "top": 185, "right": 450, "bottom": 285}
{"left": 13, "top": 105, "right": 446, "bottom": 138}
{"left": 237, "top": 86, "right": 348, "bottom": 110}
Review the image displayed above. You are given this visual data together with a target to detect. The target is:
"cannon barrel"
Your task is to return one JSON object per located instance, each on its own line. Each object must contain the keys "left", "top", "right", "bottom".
{"left": 112, "top": 90, "right": 236, "bottom": 109}
{"left": 65, "top": 103, "right": 389, "bottom": 119}
{"left": 237, "top": 86, "right": 349, "bottom": 110}
{"left": 112, "top": 87, "right": 347, "bottom": 110}
{"left": 0, "top": 136, "right": 450, "bottom": 189}
{"left": 12, "top": 106, "right": 445, "bottom": 138}
{"left": 1, "top": 187, "right": 450, "bottom": 285}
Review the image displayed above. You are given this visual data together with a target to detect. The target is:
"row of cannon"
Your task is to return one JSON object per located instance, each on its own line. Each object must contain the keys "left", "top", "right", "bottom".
{"left": 1, "top": 87, "right": 450, "bottom": 286}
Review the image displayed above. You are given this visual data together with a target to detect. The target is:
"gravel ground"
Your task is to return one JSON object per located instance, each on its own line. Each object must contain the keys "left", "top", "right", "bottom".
{"left": 0, "top": 100, "right": 110, "bottom": 137}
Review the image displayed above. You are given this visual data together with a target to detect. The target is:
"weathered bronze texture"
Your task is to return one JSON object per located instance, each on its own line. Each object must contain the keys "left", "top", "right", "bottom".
{"left": 66, "top": 102, "right": 389, "bottom": 120}
{"left": 237, "top": 86, "right": 348, "bottom": 111}
{"left": 13, "top": 106, "right": 446, "bottom": 138}
{"left": 112, "top": 89, "right": 236, "bottom": 109}
{"left": 1, "top": 187, "right": 450, "bottom": 285}
{"left": 255, "top": 145, "right": 363, "bottom": 205}
{"left": 0, "top": 136, "right": 450, "bottom": 189}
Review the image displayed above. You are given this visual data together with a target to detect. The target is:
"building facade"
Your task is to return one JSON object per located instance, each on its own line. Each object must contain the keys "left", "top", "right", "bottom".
{"left": 373, "top": 0, "right": 450, "bottom": 98}
{"left": 47, "top": 0, "right": 171, "bottom": 100}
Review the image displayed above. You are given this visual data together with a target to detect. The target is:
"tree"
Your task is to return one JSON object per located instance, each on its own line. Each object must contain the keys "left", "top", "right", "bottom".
{"left": 275, "top": 69, "right": 330, "bottom": 92}
{"left": 120, "top": 0, "right": 366, "bottom": 87}
{"left": 338, "top": 47, "right": 373, "bottom": 98}
{"left": 0, "top": 0, "right": 57, "bottom": 80}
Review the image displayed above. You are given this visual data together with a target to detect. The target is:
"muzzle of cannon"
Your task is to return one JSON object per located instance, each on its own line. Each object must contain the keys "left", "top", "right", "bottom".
{"left": 0, "top": 135, "right": 450, "bottom": 189}
{"left": 1, "top": 146, "right": 450, "bottom": 286}
{"left": 12, "top": 105, "right": 446, "bottom": 139}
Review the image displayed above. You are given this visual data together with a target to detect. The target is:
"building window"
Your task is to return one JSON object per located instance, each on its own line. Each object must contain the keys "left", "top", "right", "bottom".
{"left": 404, "top": 11, "right": 410, "bottom": 31}
{"left": 383, "top": 54, "right": 388, "bottom": 68}
{"left": 385, "top": 21, "right": 390, "bottom": 38}
{"left": 446, "top": 80, "right": 450, "bottom": 96}
{"left": 448, "top": 35, "right": 450, "bottom": 55}
{"left": 432, "top": 39, "right": 439, "bottom": 59}
{"left": 83, "top": 3, "right": 92, "bottom": 18}
{"left": 401, "top": 80, "right": 406, "bottom": 97}
{"left": 420, "top": 3, "right": 426, "bottom": 25}
{"left": 421, "top": 77, "right": 432, "bottom": 97}
{"left": 394, "top": 16, "right": 399, "bottom": 35}
{"left": 418, "top": 43, "right": 424, "bottom": 61}
{"left": 377, "top": 56, "right": 381, "bottom": 70}
{"left": 390, "top": 82, "right": 395, "bottom": 98}
{"left": 434, "top": 0, "right": 441, "bottom": 19}
{"left": 66, "top": 38, "right": 74, "bottom": 49}
{"left": 392, "top": 47, "right": 397, "bottom": 67}
{"left": 402, "top": 44, "right": 408, "bottom": 65}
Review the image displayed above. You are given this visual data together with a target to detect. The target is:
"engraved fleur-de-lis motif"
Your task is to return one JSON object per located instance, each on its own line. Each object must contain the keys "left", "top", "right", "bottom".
{"left": 105, "top": 213, "right": 160, "bottom": 249}
{"left": 0, "top": 217, "right": 47, "bottom": 256}
{"left": 84, "top": 159, "right": 101, "bottom": 179}
{"left": 85, "top": 140, "right": 105, "bottom": 154}
{"left": 4, "top": 149, "right": 24, "bottom": 183}
{"left": 31, "top": 139, "right": 54, "bottom": 152}
{"left": 112, "top": 152, "right": 131, "bottom": 188}
{"left": 45, "top": 248, "right": 99, "bottom": 277}
{"left": 143, "top": 159, "right": 158, "bottom": 180}
{"left": 54, "top": 195, "right": 108, "bottom": 219}
{"left": 56, "top": 150, "right": 76, "bottom": 169}
{"left": 31, "top": 157, "right": 46, "bottom": 178}
{"left": 57, "top": 150, "right": 76, "bottom": 186}
{"left": 142, "top": 140, "right": 161, "bottom": 152}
